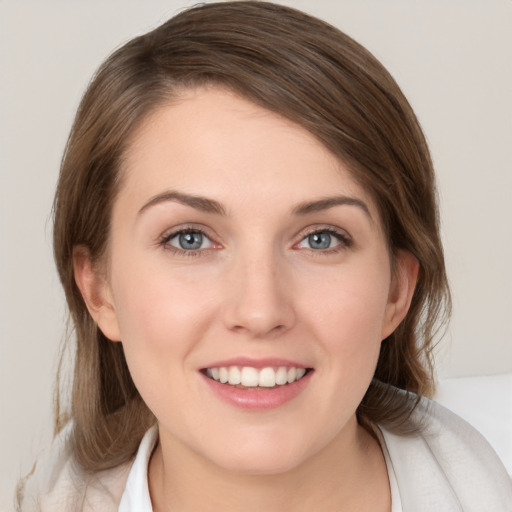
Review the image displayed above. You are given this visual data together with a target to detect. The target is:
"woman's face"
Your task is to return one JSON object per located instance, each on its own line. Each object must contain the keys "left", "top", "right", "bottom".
{"left": 85, "top": 87, "right": 414, "bottom": 474}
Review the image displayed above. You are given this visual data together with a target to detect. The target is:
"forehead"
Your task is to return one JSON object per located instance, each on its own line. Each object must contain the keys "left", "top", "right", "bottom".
{"left": 118, "top": 87, "right": 378, "bottom": 218}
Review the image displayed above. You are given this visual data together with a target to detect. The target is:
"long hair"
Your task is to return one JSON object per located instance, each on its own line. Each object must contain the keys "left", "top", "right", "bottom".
{"left": 52, "top": 1, "right": 450, "bottom": 472}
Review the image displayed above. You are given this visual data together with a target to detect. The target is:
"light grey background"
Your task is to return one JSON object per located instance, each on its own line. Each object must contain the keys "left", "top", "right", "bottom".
{"left": 2, "top": 1, "right": 511, "bottom": 509}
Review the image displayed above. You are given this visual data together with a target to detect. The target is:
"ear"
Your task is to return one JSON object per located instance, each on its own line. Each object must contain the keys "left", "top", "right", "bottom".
{"left": 381, "top": 250, "right": 419, "bottom": 340}
{"left": 73, "top": 246, "right": 122, "bottom": 342}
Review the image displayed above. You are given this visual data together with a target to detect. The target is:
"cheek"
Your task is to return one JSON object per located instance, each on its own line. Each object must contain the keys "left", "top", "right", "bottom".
{"left": 108, "top": 254, "right": 220, "bottom": 395}
{"left": 303, "top": 260, "right": 390, "bottom": 340}
{"left": 299, "top": 259, "right": 390, "bottom": 380}
{"left": 111, "top": 254, "right": 212, "bottom": 340}
{"left": 108, "top": 259, "right": 219, "bottom": 421}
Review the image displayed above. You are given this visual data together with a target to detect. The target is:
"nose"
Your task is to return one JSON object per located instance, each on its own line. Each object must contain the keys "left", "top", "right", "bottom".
{"left": 222, "top": 249, "right": 296, "bottom": 339}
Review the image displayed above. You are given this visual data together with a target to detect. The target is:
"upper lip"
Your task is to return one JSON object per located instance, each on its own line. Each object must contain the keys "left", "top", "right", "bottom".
{"left": 200, "top": 357, "right": 310, "bottom": 370}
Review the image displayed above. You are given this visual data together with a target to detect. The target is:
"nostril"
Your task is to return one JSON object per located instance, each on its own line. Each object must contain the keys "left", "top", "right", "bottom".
{"left": 229, "top": 322, "right": 288, "bottom": 338}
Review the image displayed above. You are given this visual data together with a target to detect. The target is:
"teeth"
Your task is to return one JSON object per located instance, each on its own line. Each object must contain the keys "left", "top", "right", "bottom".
{"left": 228, "top": 366, "right": 241, "bottom": 385}
{"left": 219, "top": 367, "right": 229, "bottom": 384}
{"left": 259, "top": 367, "right": 276, "bottom": 387}
{"left": 240, "top": 367, "right": 259, "bottom": 387}
{"left": 287, "top": 367, "right": 297, "bottom": 384}
{"left": 205, "top": 365, "right": 308, "bottom": 388}
{"left": 275, "top": 367, "right": 288, "bottom": 385}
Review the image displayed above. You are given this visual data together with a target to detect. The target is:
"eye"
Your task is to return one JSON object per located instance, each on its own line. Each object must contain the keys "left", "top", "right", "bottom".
{"left": 163, "top": 229, "right": 214, "bottom": 251}
{"left": 296, "top": 229, "right": 351, "bottom": 251}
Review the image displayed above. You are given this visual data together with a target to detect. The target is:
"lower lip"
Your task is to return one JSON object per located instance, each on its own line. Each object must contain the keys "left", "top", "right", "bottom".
{"left": 200, "top": 371, "right": 313, "bottom": 411}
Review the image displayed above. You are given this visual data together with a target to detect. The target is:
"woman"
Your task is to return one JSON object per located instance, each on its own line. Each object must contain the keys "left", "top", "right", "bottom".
{"left": 18, "top": 2, "right": 512, "bottom": 511}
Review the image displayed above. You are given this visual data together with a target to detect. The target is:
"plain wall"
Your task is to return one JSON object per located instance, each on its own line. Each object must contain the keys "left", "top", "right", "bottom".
{"left": 1, "top": 1, "right": 511, "bottom": 509}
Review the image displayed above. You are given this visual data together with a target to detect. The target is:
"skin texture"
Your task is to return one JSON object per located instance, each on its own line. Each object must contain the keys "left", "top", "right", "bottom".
{"left": 74, "top": 87, "right": 418, "bottom": 511}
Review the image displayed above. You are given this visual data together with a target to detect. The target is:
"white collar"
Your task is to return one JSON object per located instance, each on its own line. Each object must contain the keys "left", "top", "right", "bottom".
{"left": 377, "top": 426, "right": 404, "bottom": 512}
{"left": 118, "top": 425, "right": 158, "bottom": 512}
{"left": 118, "top": 425, "right": 402, "bottom": 511}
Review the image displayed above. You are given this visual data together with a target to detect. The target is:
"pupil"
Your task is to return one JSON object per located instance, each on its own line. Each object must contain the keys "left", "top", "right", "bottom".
{"left": 309, "top": 232, "right": 330, "bottom": 249}
{"left": 179, "top": 232, "right": 202, "bottom": 250}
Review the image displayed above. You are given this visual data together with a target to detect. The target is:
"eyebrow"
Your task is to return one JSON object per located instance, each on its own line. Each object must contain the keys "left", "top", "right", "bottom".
{"left": 138, "top": 190, "right": 371, "bottom": 220}
{"left": 292, "top": 195, "right": 372, "bottom": 220}
{"left": 138, "top": 191, "right": 227, "bottom": 216}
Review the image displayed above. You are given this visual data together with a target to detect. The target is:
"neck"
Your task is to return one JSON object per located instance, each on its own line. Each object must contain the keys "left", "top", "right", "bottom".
{"left": 148, "top": 419, "right": 391, "bottom": 512}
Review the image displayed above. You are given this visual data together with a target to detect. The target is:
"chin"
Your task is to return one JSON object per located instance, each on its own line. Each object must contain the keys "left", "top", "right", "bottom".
{"left": 200, "top": 431, "right": 314, "bottom": 476}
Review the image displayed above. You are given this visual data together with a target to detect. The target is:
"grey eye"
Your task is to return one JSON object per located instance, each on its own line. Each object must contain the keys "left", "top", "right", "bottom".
{"left": 178, "top": 232, "right": 203, "bottom": 250}
{"left": 166, "top": 230, "right": 213, "bottom": 251}
{"left": 307, "top": 232, "right": 332, "bottom": 250}
{"left": 296, "top": 229, "right": 348, "bottom": 251}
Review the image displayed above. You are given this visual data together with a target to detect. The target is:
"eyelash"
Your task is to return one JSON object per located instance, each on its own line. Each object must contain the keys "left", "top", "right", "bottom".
{"left": 158, "top": 226, "right": 352, "bottom": 257}
{"left": 158, "top": 226, "right": 216, "bottom": 257}
{"left": 296, "top": 227, "right": 353, "bottom": 254}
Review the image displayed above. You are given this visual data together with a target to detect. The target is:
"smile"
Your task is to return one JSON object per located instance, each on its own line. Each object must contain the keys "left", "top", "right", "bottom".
{"left": 204, "top": 366, "right": 308, "bottom": 388}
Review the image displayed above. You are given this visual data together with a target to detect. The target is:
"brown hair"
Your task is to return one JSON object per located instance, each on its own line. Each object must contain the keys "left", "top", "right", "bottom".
{"left": 52, "top": 1, "right": 450, "bottom": 472}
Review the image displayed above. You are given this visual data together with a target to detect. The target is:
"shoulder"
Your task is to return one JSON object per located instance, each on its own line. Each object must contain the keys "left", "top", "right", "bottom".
{"left": 17, "top": 423, "right": 132, "bottom": 512}
{"left": 380, "top": 397, "right": 512, "bottom": 511}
